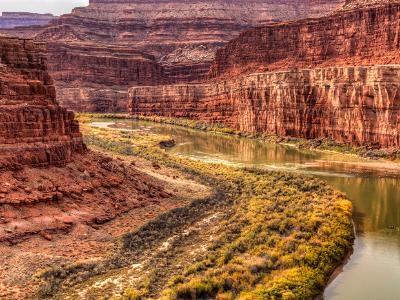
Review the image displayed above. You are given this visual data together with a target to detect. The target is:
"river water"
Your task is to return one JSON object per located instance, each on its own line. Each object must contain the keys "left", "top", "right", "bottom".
{"left": 94, "top": 120, "right": 400, "bottom": 300}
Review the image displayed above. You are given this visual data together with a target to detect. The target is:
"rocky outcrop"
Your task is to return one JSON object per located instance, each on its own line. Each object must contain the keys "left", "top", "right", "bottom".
{"left": 0, "top": 12, "right": 55, "bottom": 29}
{"left": 0, "top": 37, "right": 85, "bottom": 169}
{"left": 342, "top": 0, "right": 400, "bottom": 10}
{"left": 0, "top": 35, "right": 179, "bottom": 300}
{"left": 210, "top": 2, "right": 400, "bottom": 78}
{"left": 23, "top": 0, "right": 344, "bottom": 112}
{"left": 130, "top": 65, "right": 400, "bottom": 148}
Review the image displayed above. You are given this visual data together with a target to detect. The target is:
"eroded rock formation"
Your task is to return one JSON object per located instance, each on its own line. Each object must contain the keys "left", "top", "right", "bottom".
{"left": 130, "top": 66, "right": 400, "bottom": 148}
{"left": 0, "top": 38, "right": 178, "bottom": 299}
{"left": 0, "top": 37, "right": 85, "bottom": 170}
{"left": 130, "top": 3, "right": 400, "bottom": 149}
{"left": 210, "top": 2, "right": 400, "bottom": 78}
{"left": 46, "top": 42, "right": 165, "bottom": 112}
{"left": 6, "top": 0, "right": 345, "bottom": 112}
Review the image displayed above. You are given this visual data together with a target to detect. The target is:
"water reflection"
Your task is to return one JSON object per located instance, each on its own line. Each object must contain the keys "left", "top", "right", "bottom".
{"left": 93, "top": 120, "right": 400, "bottom": 300}
{"left": 324, "top": 177, "right": 400, "bottom": 233}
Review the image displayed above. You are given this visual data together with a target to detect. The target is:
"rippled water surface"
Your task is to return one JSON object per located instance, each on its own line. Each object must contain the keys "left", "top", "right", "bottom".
{"left": 94, "top": 120, "right": 400, "bottom": 300}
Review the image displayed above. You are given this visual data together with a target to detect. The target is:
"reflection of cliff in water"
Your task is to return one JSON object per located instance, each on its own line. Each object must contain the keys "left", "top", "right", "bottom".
{"left": 162, "top": 127, "right": 321, "bottom": 164}
{"left": 325, "top": 177, "right": 400, "bottom": 234}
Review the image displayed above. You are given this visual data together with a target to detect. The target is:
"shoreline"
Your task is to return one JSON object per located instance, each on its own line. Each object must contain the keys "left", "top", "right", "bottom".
{"left": 317, "top": 219, "right": 358, "bottom": 300}
{"left": 79, "top": 113, "right": 400, "bottom": 176}
{"left": 55, "top": 115, "right": 355, "bottom": 299}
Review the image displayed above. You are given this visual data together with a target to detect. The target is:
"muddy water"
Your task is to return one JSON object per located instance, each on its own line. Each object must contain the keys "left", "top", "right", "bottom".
{"left": 94, "top": 120, "right": 400, "bottom": 300}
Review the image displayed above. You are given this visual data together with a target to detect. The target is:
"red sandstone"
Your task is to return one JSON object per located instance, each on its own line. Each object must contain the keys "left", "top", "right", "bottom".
{"left": 0, "top": 36, "right": 189, "bottom": 298}
{"left": 2, "top": 0, "right": 345, "bottom": 112}
{"left": 129, "top": 2, "right": 400, "bottom": 149}
{"left": 0, "top": 37, "right": 85, "bottom": 169}
{"left": 210, "top": 2, "right": 400, "bottom": 78}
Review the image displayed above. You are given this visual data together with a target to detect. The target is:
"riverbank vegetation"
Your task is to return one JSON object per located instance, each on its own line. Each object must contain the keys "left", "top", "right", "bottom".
{"left": 40, "top": 114, "right": 354, "bottom": 299}
{"left": 76, "top": 113, "right": 400, "bottom": 160}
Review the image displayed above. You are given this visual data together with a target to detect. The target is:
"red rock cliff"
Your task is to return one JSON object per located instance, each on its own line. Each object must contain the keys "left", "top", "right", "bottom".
{"left": 25, "top": 0, "right": 344, "bottom": 112}
{"left": 46, "top": 42, "right": 166, "bottom": 112}
{"left": 130, "top": 3, "right": 400, "bottom": 149}
{"left": 130, "top": 66, "right": 400, "bottom": 148}
{"left": 0, "top": 37, "right": 85, "bottom": 169}
{"left": 210, "top": 2, "right": 400, "bottom": 78}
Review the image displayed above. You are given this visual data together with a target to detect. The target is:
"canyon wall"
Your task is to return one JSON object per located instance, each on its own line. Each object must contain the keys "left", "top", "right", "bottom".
{"left": 26, "top": 0, "right": 344, "bottom": 112}
{"left": 0, "top": 12, "right": 55, "bottom": 29}
{"left": 0, "top": 37, "right": 85, "bottom": 170}
{"left": 210, "top": 3, "right": 400, "bottom": 78}
{"left": 130, "top": 65, "right": 400, "bottom": 148}
{"left": 130, "top": 2, "right": 400, "bottom": 148}
{"left": 46, "top": 42, "right": 166, "bottom": 112}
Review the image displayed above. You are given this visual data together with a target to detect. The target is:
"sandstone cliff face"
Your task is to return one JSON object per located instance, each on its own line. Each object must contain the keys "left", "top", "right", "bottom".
{"left": 210, "top": 3, "right": 400, "bottom": 78}
{"left": 129, "top": 2, "right": 400, "bottom": 149}
{"left": 0, "top": 37, "right": 85, "bottom": 169}
{"left": 26, "top": 0, "right": 344, "bottom": 112}
{"left": 130, "top": 66, "right": 400, "bottom": 148}
{"left": 46, "top": 42, "right": 166, "bottom": 112}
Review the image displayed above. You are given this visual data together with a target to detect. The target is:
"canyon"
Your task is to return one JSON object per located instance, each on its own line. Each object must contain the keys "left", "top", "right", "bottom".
{"left": 130, "top": 66, "right": 400, "bottom": 148}
{"left": 0, "top": 35, "right": 198, "bottom": 298}
{"left": 3, "top": 0, "right": 346, "bottom": 112}
{"left": 0, "top": 2, "right": 395, "bottom": 299}
{"left": 130, "top": 2, "right": 400, "bottom": 149}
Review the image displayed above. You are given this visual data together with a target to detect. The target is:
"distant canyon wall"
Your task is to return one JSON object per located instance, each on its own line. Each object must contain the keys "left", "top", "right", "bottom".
{"left": 0, "top": 12, "right": 55, "bottom": 29}
{"left": 3, "top": 0, "right": 343, "bottom": 112}
{"left": 129, "top": 2, "right": 400, "bottom": 148}
{"left": 46, "top": 42, "right": 165, "bottom": 112}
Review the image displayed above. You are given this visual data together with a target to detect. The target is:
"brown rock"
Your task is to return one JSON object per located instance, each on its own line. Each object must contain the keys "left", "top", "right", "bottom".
{"left": 210, "top": 2, "right": 400, "bottom": 78}
{"left": 129, "top": 2, "right": 400, "bottom": 149}
{"left": 0, "top": 37, "right": 86, "bottom": 170}
{"left": 2, "top": 0, "right": 345, "bottom": 112}
{"left": 129, "top": 65, "right": 400, "bottom": 149}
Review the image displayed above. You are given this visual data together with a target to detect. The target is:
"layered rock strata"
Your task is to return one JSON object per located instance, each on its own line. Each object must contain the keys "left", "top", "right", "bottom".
{"left": 210, "top": 2, "right": 400, "bottom": 78}
{"left": 130, "top": 2, "right": 400, "bottom": 149}
{"left": 0, "top": 35, "right": 178, "bottom": 299}
{"left": 0, "top": 37, "right": 85, "bottom": 169}
{"left": 23, "top": 0, "right": 344, "bottom": 112}
{"left": 130, "top": 65, "right": 400, "bottom": 148}
{"left": 46, "top": 42, "right": 166, "bottom": 112}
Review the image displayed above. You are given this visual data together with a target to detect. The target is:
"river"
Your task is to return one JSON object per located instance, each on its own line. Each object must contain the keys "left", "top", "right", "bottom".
{"left": 93, "top": 119, "right": 400, "bottom": 300}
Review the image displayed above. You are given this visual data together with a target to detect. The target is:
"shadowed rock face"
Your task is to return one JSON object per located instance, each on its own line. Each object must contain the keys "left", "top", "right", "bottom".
{"left": 129, "top": 3, "right": 400, "bottom": 149}
{"left": 25, "top": 0, "right": 344, "bottom": 112}
{"left": 46, "top": 42, "right": 166, "bottom": 112}
{"left": 0, "top": 37, "right": 85, "bottom": 170}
